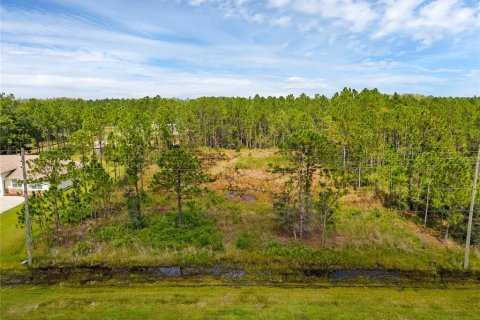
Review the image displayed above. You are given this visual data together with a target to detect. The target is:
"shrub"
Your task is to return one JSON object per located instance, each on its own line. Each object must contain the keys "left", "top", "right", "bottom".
{"left": 138, "top": 211, "right": 224, "bottom": 251}
{"left": 96, "top": 226, "right": 123, "bottom": 241}
{"left": 236, "top": 232, "right": 255, "bottom": 250}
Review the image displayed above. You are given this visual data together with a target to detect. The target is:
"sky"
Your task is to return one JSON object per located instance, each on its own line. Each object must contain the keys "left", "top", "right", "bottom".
{"left": 1, "top": 0, "right": 479, "bottom": 99}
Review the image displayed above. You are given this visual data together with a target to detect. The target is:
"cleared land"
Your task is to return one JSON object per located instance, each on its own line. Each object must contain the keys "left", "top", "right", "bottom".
{"left": 0, "top": 149, "right": 479, "bottom": 270}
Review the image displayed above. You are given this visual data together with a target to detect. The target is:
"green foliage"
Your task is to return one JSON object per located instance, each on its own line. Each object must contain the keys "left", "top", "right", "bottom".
{"left": 19, "top": 156, "right": 114, "bottom": 230}
{"left": 138, "top": 211, "right": 223, "bottom": 250}
{"left": 282, "top": 130, "right": 332, "bottom": 159}
{"left": 152, "top": 147, "right": 207, "bottom": 226}
{"left": 95, "top": 210, "right": 223, "bottom": 251}
{"left": 124, "top": 188, "right": 146, "bottom": 229}
{"left": 273, "top": 189, "right": 301, "bottom": 236}
{"left": 95, "top": 225, "right": 123, "bottom": 241}
{"left": 116, "top": 107, "right": 153, "bottom": 227}
{"left": 3, "top": 89, "right": 480, "bottom": 267}
{"left": 18, "top": 191, "right": 50, "bottom": 230}
{"left": 84, "top": 156, "right": 114, "bottom": 213}
{"left": 275, "top": 130, "right": 337, "bottom": 241}
{"left": 27, "top": 150, "right": 73, "bottom": 232}
{"left": 236, "top": 232, "right": 255, "bottom": 250}
{"left": 0, "top": 93, "right": 36, "bottom": 153}
{"left": 317, "top": 168, "right": 350, "bottom": 244}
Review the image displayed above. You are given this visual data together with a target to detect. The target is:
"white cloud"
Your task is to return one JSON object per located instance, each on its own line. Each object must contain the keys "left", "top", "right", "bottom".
{"left": 374, "top": 0, "right": 479, "bottom": 45}
{"left": 249, "top": 13, "right": 265, "bottom": 22}
{"left": 271, "top": 15, "right": 292, "bottom": 26}
{"left": 235, "top": 0, "right": 251, "bottom": 5}
{"left": 182, "top": 0, "right": 479, "bottom": 44}
{"left": 268, "top": 0, "right": 292, "bottom": 7}
{"left": 286, "top": 0, "right": 378, "bottom": 32}
{"left": 188, "top": 0, "right": 207, "bottom": 6}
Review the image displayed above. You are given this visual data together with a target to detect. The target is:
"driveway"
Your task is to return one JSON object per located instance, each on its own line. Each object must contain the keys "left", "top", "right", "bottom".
{"left": 0, "top": 196, "right": 24, "bottom": 214}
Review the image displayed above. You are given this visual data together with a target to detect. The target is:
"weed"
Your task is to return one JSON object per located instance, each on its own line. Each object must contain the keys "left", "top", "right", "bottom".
{"left": 73, "top": 242, "right": 91, "bottom": 256}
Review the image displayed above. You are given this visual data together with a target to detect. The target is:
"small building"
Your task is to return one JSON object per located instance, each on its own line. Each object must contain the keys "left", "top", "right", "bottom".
{"left": 0, "top": 155, "right": 72, "bottom": 196}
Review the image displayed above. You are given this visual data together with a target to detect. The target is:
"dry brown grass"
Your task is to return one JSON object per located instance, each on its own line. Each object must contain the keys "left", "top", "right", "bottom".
{"left": 339, "top": 191, "right": 383, "bottom": 210}
{"left": 205, "top": 148, "right": 288, "bottom": 204}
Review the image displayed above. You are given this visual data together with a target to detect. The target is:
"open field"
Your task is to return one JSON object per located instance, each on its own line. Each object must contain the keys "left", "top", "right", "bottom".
{"left": 0, "top": 205, "right": 27, "bottom": 269}
{"left": 1, "top": 285, "right": 479, "bottom": 320}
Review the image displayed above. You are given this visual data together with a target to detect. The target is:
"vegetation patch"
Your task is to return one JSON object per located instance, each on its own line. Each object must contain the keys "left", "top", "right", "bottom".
{"left": 96, "top": 210, "right": 223, "bottom": 251}
{"left": 235, "top": 152, "right": 291, "bottom": 170}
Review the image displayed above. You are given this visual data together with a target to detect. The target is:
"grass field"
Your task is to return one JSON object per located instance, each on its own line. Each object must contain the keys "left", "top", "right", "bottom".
{"left": 0, "top": 205, "right": 27, "bottom": 268}
{"left": 1, "top": 285, "right": 479, "bottom": 319}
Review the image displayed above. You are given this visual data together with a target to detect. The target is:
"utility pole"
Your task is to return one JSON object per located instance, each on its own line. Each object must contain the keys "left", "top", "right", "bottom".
{"left": 21, "top": 148, "right": 32, "bottom": 266}
{"left": 464, "top": 144, "right": 480, "bottom": 269}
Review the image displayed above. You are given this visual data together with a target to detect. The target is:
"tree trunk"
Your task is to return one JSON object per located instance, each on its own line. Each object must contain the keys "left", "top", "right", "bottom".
{"left": 424, "top": 179, "right": 431, "bottom": 231}
{"left": 388, "top": 167, "right": 393, "bottom": 205}
{"left": 358, "top": 159, "right": 361, "bottom": 188}
{"left": 298, "top": 154, "right": 304, "bottom": 241}
{"left": 321, "top": 206, "right": 328, "bottom": 246}
{"left": 99, "top": 137, "right": 103, "bottom": 165}
{"left": 134, "top": 178, "right": 141, "bottom": 214}
{"left": 177, "top": 174, "right": 182, "bottom": 226}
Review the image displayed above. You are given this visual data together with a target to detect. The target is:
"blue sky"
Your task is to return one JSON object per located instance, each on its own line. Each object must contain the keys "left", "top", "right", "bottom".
{"left": 1, "top": 0, "right": 479, "bottom": 98}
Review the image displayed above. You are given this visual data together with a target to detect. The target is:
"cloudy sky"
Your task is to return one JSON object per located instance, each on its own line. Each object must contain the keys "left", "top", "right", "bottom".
{"left": 1, "top": 0, "right": 479, "bottom": 98}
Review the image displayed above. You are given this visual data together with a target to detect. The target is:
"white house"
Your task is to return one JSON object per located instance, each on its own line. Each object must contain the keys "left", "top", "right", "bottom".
{"left": 0, "top": 155, "right": 72, "bottom": 197}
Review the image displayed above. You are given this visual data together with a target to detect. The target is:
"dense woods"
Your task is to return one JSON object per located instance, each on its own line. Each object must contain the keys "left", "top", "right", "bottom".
{"left": 1, "top": 89, "right": 479, "bottom": 245}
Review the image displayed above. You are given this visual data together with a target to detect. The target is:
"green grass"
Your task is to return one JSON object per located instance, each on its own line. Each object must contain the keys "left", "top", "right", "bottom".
{"left": 1, "top": 285, "right": 479, "bottom": 319}
{"left": 235, "top": 153, "right": 291, "bottom": 170}
{"left": 0, "top": 205, "right": 27, "bottom": 268}
{"left": 95, "top": 210, "right": 224, "bottom": 250}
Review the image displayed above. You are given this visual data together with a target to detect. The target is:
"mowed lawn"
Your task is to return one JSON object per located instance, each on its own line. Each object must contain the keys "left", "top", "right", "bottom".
{"left": 1, "top": 285, "right": 479, "bottom": 320}
{"left": 0, "top": 205, "right": 27, "bottom": 268}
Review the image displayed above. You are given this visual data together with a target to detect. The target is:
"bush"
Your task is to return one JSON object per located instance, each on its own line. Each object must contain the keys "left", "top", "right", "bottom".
{"left": 138, "top": 211, "right": 224, "bottom": 251}
{"left": 236, "top": 232, "right": 255, "bottom": 250}
{"left": 92, "top": 210, "right": 223, "bottom": 251}
{"left": 96, "top": 226, "right": 123, "bottom": 241}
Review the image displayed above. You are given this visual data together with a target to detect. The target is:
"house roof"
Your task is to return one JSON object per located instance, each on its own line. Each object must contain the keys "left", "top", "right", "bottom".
{"left": 0, "top": 155, "right": 38, "bottom": 176}
{"left": 1, "top": 155, "right": 79, "bottom": 181}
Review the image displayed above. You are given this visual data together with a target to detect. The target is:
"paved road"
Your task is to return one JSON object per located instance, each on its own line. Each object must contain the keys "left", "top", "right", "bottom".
{"left": 0, "top": 196, "right": 24, "bottom": 214}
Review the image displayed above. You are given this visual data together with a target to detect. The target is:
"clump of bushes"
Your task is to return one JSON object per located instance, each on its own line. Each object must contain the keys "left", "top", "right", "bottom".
{"left": 95, "top": 210, "right": 223, "bottom": 251}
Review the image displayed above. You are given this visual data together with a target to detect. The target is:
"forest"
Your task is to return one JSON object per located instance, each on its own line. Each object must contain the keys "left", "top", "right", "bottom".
{"left": 1, "top": 88, "right": 479, "bottom": 270}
